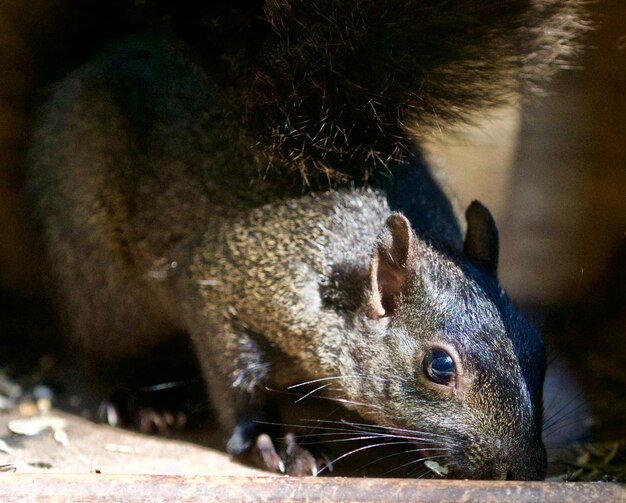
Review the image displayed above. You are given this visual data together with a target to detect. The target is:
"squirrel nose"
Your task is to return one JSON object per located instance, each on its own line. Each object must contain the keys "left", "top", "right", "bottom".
{"left": 459, "top": 435, "right": 547, "bottom": 480}
{"left": 489, "top": 437, "right": 546, "bottom": 480}
{"left": 503, "top": 442, "right": 547, "bottom": 480}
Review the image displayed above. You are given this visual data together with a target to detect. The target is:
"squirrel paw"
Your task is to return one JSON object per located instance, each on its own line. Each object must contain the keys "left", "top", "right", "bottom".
{"left": 280, "top": 432, "right": 323, "bottom": 476}
{"left": 134, "top": 407, "right": 187, "bottom": 435}
{"left": 253, "top": 433, "right": 287, "bottom": 473}
{"left": 226, "top": 418, "right": 329, "bottom": 475}
{"left": 98, "top": 399, "right": 187, "bottom": 435}
{"left": 254, "top": 432, "right": 326, "bottom": 476}
{"left": 229, "top": 428, "right": 327, "bottom": 475}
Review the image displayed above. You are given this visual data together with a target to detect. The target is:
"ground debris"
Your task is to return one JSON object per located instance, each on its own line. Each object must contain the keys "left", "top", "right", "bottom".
{"left": 548, "top": 441, "right": 626, "bottom": 482}
{"left": 7, "top": 416, "right": 67, "bottom": 438}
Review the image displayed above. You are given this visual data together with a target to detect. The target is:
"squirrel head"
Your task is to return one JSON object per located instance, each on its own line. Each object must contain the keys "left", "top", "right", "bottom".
{"left": 345, "top": 203, "right": 546, "bottom": 480}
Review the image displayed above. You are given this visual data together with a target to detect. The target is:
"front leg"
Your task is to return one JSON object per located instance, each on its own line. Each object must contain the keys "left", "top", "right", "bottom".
{"left": 190, "top": 317, "right": 322, "bottom": 475}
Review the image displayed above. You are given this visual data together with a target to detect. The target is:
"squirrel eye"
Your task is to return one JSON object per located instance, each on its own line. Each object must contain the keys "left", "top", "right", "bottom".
{"left": 423, "top": 349, "right": 456, "bottom": 386}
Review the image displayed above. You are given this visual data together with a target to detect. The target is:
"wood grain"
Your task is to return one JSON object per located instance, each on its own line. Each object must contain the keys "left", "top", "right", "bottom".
{"left": 0, "top": 474, "right": 624, "bottom": 503}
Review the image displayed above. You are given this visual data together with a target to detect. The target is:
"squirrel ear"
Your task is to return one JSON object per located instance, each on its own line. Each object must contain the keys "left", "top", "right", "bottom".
{"left": 463, "top": 200, "right": 499, "bottom": 275}
{"left": 367, "top": 213, "right": 417, "bottom": 319}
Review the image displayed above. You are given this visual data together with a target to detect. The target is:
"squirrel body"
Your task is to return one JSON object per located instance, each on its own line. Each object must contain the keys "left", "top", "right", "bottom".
{"left": 27, "top": 32, "right": 549, "bottom": 479}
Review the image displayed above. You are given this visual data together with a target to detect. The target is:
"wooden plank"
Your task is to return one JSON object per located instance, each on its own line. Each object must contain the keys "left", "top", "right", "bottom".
{"left": 0, "top": 474, "right": 623, "bottom": 503}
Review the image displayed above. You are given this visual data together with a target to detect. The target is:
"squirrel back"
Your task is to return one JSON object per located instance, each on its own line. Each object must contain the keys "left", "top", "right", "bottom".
{"left": 27, "top": 30, "right": 549, "bottom": 479}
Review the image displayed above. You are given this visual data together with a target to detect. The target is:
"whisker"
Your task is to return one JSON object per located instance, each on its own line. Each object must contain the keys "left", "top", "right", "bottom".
{"left": 300, "top": 433, "right": 450, "bottom": 448}
{"left": 416, "top": 466, "right": 437, "bottom": 479}
{"left": 301, "top": 418, "right": 454, "bottom": 442}
{"left": 318, "top": 439, "right": 416, "bottom": 450}
{"left": 543, "top": 390, "right": 586, "bottom": 426}
{"left": 296, "top": 434, "right": 397, "bottom": 445}
{"left": 543, "top": 389, "right": 562, "bottom": 423}
{"left": 544, "top": 418, "right": 582, "bottom": 438}
{"left": 294, "top": 383, "right": 332, "bottom": 403}
{"left": 264, "top": 387, "right": 382, "bottom": 410}
{"left": 543, "top": 417, "right": 591, "bottom": 439}
{"left": 323, "top": 397, "right": 378, "bottom": 408}
{"left": 288, "top": 375, "right": 387, "bottom": 389}
{"left": 138, "top": 379, "right": 198, "bottom": 392}
{"left": 295, "top": 430, "right": 450, "bottom": 447}
{"left": 318, "top": 441, "right": 413, "bottom": 475}
{"left": 379, "top": 453, "right": 449, "bottom": 477}
{"left": 349, "top": 446, "right": 448, "bottom": 477}
{"left": 543, "top": 397, "right": 588, "bottom": 434}
{"left": 253, "top": 420, "right": 450, "bottom": 452}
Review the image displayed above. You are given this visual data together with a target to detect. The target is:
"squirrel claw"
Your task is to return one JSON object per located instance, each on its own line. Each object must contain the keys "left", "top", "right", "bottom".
{"left": 226, "top": 418, "right": 325, "bottom": 475}
{"left": 248, "top": 432, "right": 324, "bottom": 476}
{"left": 281, "top": 432, "right": 318, "bottom": 476}
{"left": 254, "top": 433, "right": 286, "bottom": 473}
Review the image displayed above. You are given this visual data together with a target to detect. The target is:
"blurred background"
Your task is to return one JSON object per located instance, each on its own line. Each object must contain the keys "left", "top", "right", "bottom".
{"left": 424, "top": 0, "right": 626, "bottom": 447}
{"left": 0, "top": 0, "right": 623, "bottom": 473}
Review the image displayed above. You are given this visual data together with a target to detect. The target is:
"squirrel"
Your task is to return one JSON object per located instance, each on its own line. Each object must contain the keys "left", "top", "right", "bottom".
{"left": 25, "top": 1, "right": 587, "bottom": 480}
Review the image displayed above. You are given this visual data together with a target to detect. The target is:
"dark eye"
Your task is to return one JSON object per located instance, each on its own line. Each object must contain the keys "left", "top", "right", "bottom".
{"left": 423, "top": 349, "right": 456, "bottom": 386}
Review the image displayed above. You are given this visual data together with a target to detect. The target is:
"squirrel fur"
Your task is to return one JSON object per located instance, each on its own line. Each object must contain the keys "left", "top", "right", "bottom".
{"left": 26, "top": 1, "right": 587, "bottom": 479}
{"left": 135, "top": 0, "right": 586, "bottom": 184}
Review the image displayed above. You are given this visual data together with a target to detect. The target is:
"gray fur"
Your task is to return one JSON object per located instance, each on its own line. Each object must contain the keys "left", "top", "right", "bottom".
{"left": 28, "top": 32, "right": 546, "bottom": 479}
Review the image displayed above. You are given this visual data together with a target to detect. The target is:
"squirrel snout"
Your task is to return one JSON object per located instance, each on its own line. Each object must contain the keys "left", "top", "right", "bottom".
{"left": 459, "top": 435, "right": 547, "bottom": 480}
{"left": 506, "top": 442, "right": 547, "bottom": 481}
{"left": 499, "top": 439, "right": 547, "bottom": 481}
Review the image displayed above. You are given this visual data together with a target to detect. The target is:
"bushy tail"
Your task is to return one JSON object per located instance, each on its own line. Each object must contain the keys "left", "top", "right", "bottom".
{"left": 7, "top": 1, "right": 590, "bottom": 187}
{"left": 244, "top": 1, "right": 589, "bottom": 182}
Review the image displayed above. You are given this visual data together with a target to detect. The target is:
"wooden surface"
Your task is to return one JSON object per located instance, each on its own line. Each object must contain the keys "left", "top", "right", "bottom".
{"left": 0, "top": 474, "right": 623, "bottom": 503}
{"left": 0, "top": 409, "right": 264, "bottom": 477}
